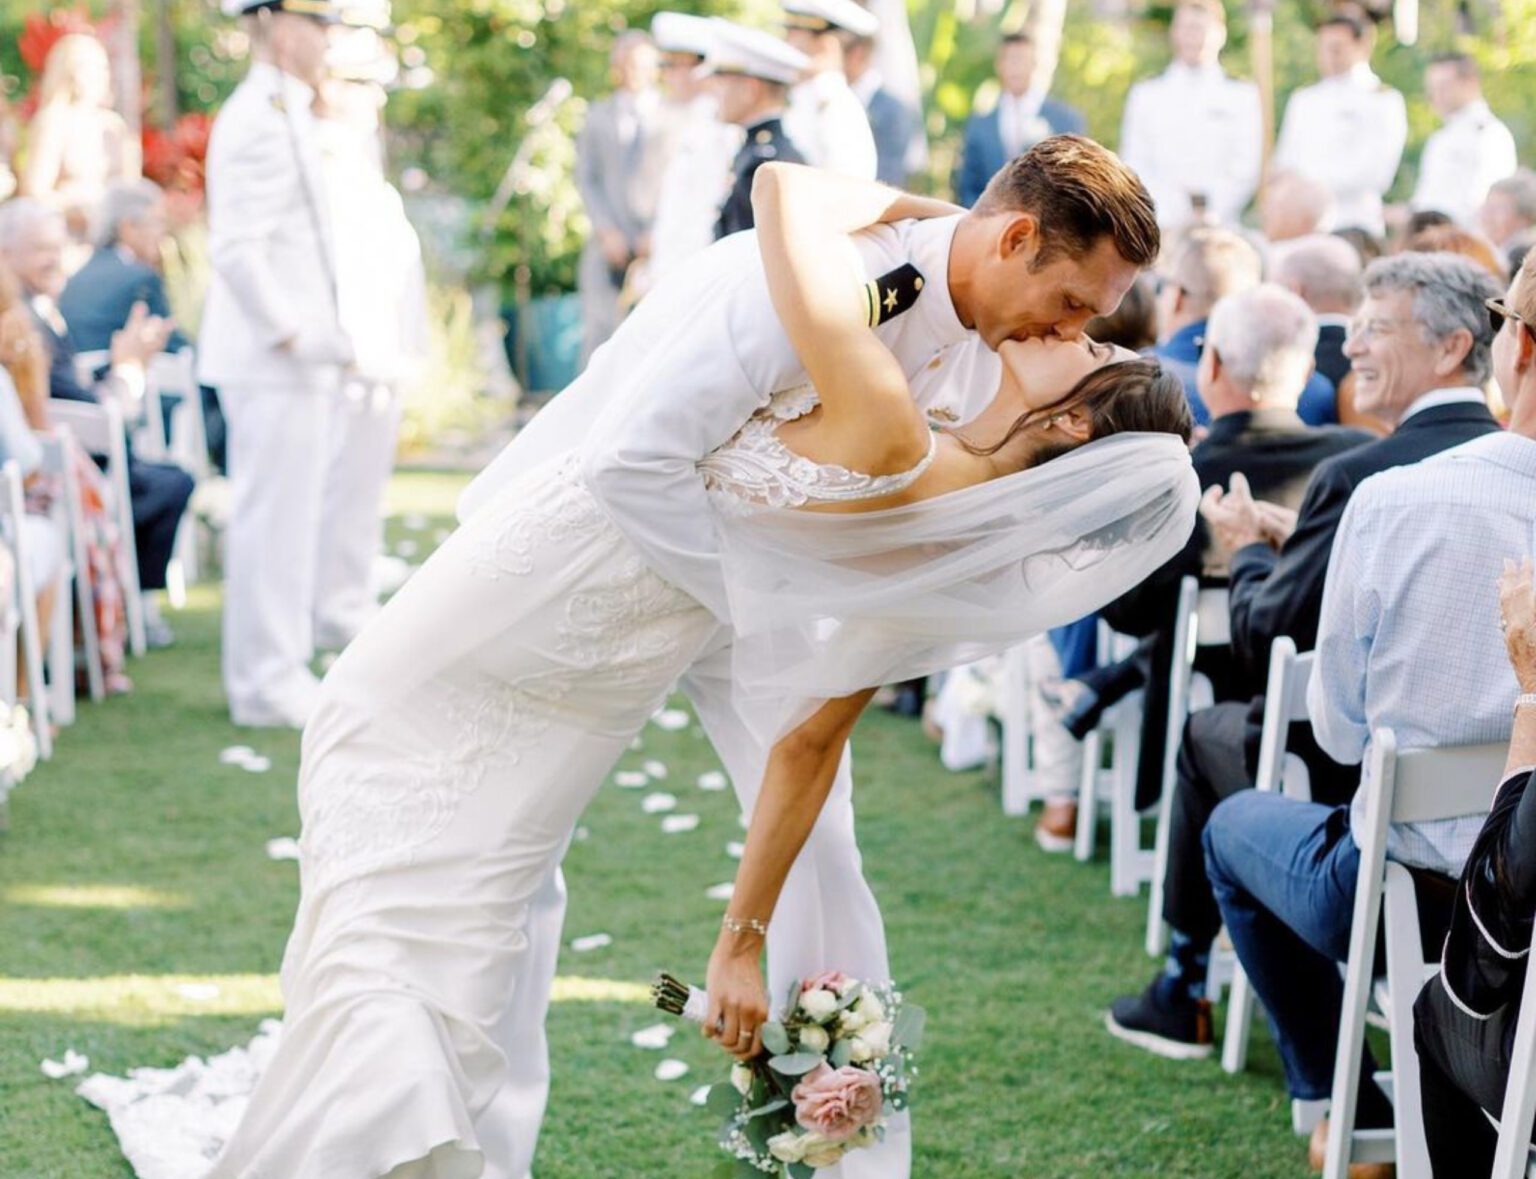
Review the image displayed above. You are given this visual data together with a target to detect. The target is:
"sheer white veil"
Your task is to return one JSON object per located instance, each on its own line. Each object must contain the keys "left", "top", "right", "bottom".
{"left": 717, "top": 431, "right": 1199, "bottom": 741}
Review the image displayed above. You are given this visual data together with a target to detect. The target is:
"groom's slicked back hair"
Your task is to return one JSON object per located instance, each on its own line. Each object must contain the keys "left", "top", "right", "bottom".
{"left": 975, "top": 135, "right": 1160, "bottom": 270}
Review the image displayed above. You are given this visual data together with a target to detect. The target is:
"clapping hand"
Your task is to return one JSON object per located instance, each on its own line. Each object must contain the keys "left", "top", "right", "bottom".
{"left": 1253, "top": 501, "right": 1299, "bottom": 549}
{"left": 109, "top": 300, "right": 174, "bottom": 372}
{"left": 1200, "top": 472, "right": 1268, "bottom": 552}
{"left": 1499, "top": 558, "right": 1536, "bottom": 693}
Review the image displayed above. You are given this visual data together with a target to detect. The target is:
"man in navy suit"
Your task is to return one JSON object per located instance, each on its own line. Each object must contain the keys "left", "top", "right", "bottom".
{"left": 844, "top": 29, "right": 916, "bottom": 187}
{"left": 954, "top": 33, "right": 1083, "bottom": 208}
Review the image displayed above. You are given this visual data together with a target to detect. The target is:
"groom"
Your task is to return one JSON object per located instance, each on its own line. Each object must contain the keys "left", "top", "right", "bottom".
{"left": 459, "top": 135, "right": 1158, "bottom": 1178}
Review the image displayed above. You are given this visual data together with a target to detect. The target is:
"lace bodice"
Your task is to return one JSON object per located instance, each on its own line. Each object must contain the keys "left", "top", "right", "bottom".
{"left": 699, "top": 385, "right": 936, "bottom": 514}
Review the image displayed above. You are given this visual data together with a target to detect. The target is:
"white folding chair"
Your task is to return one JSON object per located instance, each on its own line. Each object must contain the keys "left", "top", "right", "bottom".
{"left": 143, "top": 351, "right": 203, "bottom": 606}
{"left": 71, "top": 350, "right": 112, "bottom": 391}
{"left": 1145, "top": 577, "right": 1231, "bottom": 956}
{"left": 0, "top": 462, "right": 52, "bottom": 761}
{"left": 1073, "top": 622, "right": 1153, "bottom": 896}
{"left": 48, "top": 399, "right": 147, "bottom": 657}
{"left": 1323, "top": 730, "right": 1507, "bottom": 1179}
{"left": 1220, "top": 637, "right": 1317, "bottom": 1080}
{"left": 37, "top": 431, "right": 102, "bottom": 710}
{"left": 999, "top": 643, "right": 1039, "bottom": 816}
{"left": 1491, "top": 917, "right": 1536, "bottom": 1178}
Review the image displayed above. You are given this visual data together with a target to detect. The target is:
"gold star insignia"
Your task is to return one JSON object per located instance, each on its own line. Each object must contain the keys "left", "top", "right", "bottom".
{"left": 884, "top": 288, "right": 899, "bottom": 313}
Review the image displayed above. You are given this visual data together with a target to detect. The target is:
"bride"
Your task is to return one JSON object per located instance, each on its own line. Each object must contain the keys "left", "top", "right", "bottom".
{"left": 205, "top": 165, "right": 1196, "bottom": 1179}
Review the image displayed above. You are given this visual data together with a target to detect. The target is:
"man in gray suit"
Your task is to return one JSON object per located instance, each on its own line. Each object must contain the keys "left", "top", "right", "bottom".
{"left": 575, "top": 31, "right": 668, "bottom": 365}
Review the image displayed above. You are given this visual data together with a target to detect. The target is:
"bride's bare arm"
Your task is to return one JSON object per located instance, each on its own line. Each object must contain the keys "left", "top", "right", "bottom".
{"left": 750, "top": 164, "right": 931, "bottom": 461}
{"left": 704, "top": 688, "right": 877, "bottom": 1060}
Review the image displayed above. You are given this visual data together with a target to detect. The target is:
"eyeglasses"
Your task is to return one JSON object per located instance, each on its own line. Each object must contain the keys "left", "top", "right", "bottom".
{"left": 1487, "top": 297, "right": 1532, "bottom": 339}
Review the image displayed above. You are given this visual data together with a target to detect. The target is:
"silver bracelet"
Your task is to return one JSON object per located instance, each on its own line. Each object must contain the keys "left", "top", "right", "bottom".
{"left": 1516, "top": 693, "right": 1536, "bottom": 716}
{"left": 722, "top": 915, "right": 769, "bottom": 937}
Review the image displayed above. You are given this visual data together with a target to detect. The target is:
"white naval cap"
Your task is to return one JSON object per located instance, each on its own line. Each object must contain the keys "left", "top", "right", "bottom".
{"left": 782, "top": 0, "right": 879, "bottom": 37}
{"left": 652, "top": 12, "right": 716, "bottom": 59}
{"left": 221, "top": 0, "right": 345, "bottom": 20}
{"left": 701, "top": 20, "right": 810, "bottom": 87}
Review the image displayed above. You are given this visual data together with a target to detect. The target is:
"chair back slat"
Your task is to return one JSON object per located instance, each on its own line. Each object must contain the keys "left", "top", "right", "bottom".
{"left": 1390, "top": 743, "right": 1508, "bottom": 824}
{"left": 1195, "top": 587, "right": 1231, "bottom": 646}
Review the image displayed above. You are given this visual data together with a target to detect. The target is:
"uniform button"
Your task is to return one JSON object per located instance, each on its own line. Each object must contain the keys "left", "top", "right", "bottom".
{"left": 927, "top": 357, "right": 942, "bottom": 370}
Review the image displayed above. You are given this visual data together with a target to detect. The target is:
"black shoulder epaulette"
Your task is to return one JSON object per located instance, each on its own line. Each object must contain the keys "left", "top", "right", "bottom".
{"left": 862, "top": 262, "right": 926, "bottom": 328}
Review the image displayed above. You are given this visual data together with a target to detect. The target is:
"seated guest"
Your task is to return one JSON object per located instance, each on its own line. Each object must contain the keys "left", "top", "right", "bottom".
{"left": 1415, "top": 558, "right": 1536, "bottom": 1178}
{"left": 953, "top": 32, "right": 1082, "bottom": 208}
{"left": 1413, "top": 252, "right": 1536, "bottom": 1179}
{"left": 1481, "top": 169, "right": 1536, "bottom": 273}
{"left": 1404, "top": 222, "right": 1510, "bottom": 283}
{"left": 58, "top": 179, "right": 186, "bottom": 354}
{"left": 1204, "top": 251, "right": 1535, "bottom": 1173}
{"left": 1260, "top": 169, "right": 1335, "bottom": 244}
{"left": 1097, "top": 285, "right": 1371, "bottom": 818}
{"left": 1333, "top": 225, "right": 1384, "bottom": 267}
{"left": 0, "top": 198, "right": 192, "bottom": 648}
{"left": 1152, "top": 228, "right": 1339, "bottom": 426}
{"left": 1106, "top": 253, "right": 1502, "bottom": 1060}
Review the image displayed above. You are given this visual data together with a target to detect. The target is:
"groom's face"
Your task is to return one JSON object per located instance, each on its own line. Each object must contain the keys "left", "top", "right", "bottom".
{"left": 972, "top": 220, "right": 1140, "bottom": 350}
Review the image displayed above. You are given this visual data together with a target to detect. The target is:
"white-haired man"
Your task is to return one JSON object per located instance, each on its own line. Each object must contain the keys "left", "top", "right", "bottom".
{"left": 1271, "top": 233, "right": 1365, "bottom": 407}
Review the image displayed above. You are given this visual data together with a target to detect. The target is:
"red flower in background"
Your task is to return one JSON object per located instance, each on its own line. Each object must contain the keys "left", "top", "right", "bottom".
{"left": 18, "top": 7, "right": 98, "bottom": 75}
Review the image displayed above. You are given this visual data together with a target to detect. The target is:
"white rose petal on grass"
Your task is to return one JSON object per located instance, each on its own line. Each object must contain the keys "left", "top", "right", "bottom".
{"left": 696, "top": 770, "right": 728, "bottom": 792}
{"left": 641, "top": 792, "right": 677, "bottom": 815}
{"left": 265, "top": 837, "right": 301, "bottom": 862}
{"left": 569, "top": 933, "right": 612, "bottom": 953}
{"left": 690, "top": 1084, "right": 712, "bottom": 1106}
{"left": 40, "top": 1049, "right": 88, "bottom": 1079}
{"left": 660, "top": 813, "right": 699, "bottom": 834}
{"left": 613, "top": 771, "right": 649, "bottom": 789}
{"left": 653, "top": 1058, "right": 690, "bottom": 1082}
{"left": 642, "top": 760, "right": 669, "bottom": 780}
{"left": 726, "top": 841, "right": 745, "bottom": 860}
{"left": 629, "top": 737, "right": 643, "bottom": 752}
{"left": 573, "top": 826, "right": 591, "bottom": 842}
{"left": 241, "top": 755, "right": 272, "bottom": 774}
{"left": 176, "top": 983, "right": 221, "bottom": 1002}
{"left": 650, "top": 708, "right": 690, "bottom": 731}
{"left": 401, "top": 512, "right": 429, "bottom": 531}
{"left": 433, "top": 528, "right": 451, "bottom": 544}
{"left": 630, "top": 1023, "right": 675, "bottom": 1050}
{"left": 395, "top": 539, "right": 420, "bottom": 558}
{"left": 705, "top": 882, "right": 735, "bottom": 901}
{"left": 218, "top": 745, "right": 255, "bottom": 766}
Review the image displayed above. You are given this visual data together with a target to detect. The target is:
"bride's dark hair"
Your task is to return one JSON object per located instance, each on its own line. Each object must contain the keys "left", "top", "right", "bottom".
{"left": 956, "top": 358, "right": 1193, "bottom": 463}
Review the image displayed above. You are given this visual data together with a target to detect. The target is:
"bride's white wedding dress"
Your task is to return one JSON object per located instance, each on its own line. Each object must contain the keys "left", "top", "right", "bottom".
{"left": 82, "top": 388, "right": 936, "bottom": 1179}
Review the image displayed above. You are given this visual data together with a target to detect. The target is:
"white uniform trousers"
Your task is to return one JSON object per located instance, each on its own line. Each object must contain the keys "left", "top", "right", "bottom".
{"left": 313, "top": 378, "right": 402, "bottom": 649}
{"left": 221, "top": 373, "right": 339, "bottom": 723}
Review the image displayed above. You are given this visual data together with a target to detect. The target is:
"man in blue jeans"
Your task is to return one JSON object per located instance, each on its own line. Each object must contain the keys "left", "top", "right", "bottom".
{"left": 1204, "top": 252, "right": 1536, "bottom": 1174}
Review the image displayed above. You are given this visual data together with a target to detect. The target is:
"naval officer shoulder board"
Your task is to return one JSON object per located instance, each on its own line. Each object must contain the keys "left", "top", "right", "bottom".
{"left": 863, "top": 262, "right": 925, "bottom": 329}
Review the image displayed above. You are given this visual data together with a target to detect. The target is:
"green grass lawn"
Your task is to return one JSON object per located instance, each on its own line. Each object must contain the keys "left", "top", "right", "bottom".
{"left": 0, "top": 471, "right": 1308, "bottom": 1178}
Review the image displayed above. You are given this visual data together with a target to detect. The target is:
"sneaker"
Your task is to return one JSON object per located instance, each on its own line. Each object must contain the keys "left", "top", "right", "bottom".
{"left": 1105, "top": 974, "right": 1214, "bottom": 1061}
{"left": 1034, "top": 800, "right": 1078, "bottom": 853}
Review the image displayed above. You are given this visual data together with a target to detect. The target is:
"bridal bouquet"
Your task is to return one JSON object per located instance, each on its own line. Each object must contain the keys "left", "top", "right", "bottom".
{"left": 653, "top": 970, "right": 924, "bottom": 1176}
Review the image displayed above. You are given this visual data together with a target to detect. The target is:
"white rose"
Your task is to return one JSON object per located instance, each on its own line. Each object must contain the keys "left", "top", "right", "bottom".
{"left": 848, "top": 1035, "right": 876, "bottom": 1063}
{"left": 838, "top": 1006, "right": 869, "bottom": 1034}
{"left": 859, "top": 1020, "right": 893, "bottom": 1058}
{"left": 767, "top": 1131, "right": 808, "bottom": 1163}
{"left": 801, "top": 1134, "right": 847, "bottom": 1168}
{"left": 798, "top": 1024, "right": 830, "bottom": 1053}
{"left": 799, "top": 988, "right": 839, "bottom": 1022}
{"left": 731, "top": 1063, "right": 754, "bottom": 1095}
{"left": 855, "top": 992, "right": 885, "bottom": 1024}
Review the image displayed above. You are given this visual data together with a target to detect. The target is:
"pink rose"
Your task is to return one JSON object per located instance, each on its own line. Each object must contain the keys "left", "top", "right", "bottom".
{"left": 801, "top": 971, "right": 851, "bottom": 996}
{"left": 791, "top": 1064, "right": 884, "bottom": 1143}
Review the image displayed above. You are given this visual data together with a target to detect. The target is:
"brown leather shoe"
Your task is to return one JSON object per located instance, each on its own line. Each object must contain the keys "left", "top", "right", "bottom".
{"left": 1306, "top": 1120, "right": 1396, "bottom": 1178}
{"left": 1034, "top": 800, "right": 1078, "bottom": 853}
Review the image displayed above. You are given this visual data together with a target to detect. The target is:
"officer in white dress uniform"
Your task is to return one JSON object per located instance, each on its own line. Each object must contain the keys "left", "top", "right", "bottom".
{"left": 201, "top": 0, "right": 353, "bottom": 729}
{"left": 781, "top": 0, "right": 879, "bottom": 181}
{"left": 1411, "top": 52, "right": 1518, "bottom": 229}
{"left": 642, "top": 13, "right": 742, "bottom": 286}
{"left": 1118, "top": 0, "right": 1262, "bottom": 231}
{"left": 311, "top": 17, "right": 428, "bottom": 649}
{"left": 1273, "top": 13, "right": 1406, "bottom": 236}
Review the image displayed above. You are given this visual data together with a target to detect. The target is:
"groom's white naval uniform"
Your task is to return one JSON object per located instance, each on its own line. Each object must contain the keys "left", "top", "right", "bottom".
{"left": 461, "top": 211, "right": 1000, "bottom": 1178}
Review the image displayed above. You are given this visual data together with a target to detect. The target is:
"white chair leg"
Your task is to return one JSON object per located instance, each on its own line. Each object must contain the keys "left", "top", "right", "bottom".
{"left": 46, "top": 564, "right": 74, "bottom": 727}
{"left": 1000, "top": 645, "right": 1031, "bottom": 817}
{"left": 1109, "top": 708, "right": 1145, "bottom": 898}
{"left": 1383, "top": 864, "right": 1432, "bottom": 1179}
{"left": 1075, "top": 729, "right": 1101, "bottom": 862}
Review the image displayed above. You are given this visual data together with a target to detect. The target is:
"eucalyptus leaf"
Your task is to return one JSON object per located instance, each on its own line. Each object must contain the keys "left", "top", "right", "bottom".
{"left": 768, "top": 1051, "right": 826, "bottom": 1077}
{"left": 829, "top": 1038, "right": 853, "bottom": 1068}
{"left": 734, "top": 1159, "right": 761, "bottom": 1179}
{"left": 834, "top": 982, "right": 864, "bottom": 1013}
{"left": 788, "top": 1163, "right": 815, "bottom": 1179}
{"left": 744, "top": 1096, "right": 789, "bottom": 1120}
{"left": 893, "top": 1003, "right": 926, "bottom": 1052}
{"left": 706, "top": 1083, "right": 743, "bottom": 1120}
{"left": 760, "top": 1020, "right": 791, "bottom": 1056}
